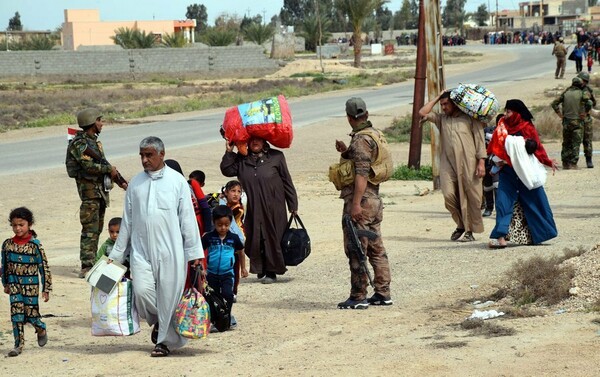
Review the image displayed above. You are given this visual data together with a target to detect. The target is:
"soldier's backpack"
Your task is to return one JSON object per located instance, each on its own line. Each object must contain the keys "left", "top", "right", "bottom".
{"left": 65, "top": 134, "right": 83, "bottom": 178}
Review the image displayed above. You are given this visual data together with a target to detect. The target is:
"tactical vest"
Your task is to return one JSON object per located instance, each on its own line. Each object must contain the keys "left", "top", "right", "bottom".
{"left": 357, "top": 127, "right": 394, "bottom": 185}
{"left": 328, "top": 127, "right": 394, "bottom": 190}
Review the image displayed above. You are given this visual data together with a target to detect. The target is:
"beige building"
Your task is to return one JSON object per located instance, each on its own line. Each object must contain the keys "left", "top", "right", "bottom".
{"left": 61, "top": 9, "right": 196, "bottom": 50}
{"left": 491, "top": 0, "right": 587, "bottom": 33}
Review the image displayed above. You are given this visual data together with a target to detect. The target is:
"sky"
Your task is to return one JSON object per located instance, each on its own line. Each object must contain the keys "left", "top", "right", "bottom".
{"left": 0, "top": 0, "right": 517, "bottom": 32}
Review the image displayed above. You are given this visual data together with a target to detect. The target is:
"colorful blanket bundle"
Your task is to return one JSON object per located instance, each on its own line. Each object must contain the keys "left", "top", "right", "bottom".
{"left": 450, "top": 83, "right": 499, "bottom": 123}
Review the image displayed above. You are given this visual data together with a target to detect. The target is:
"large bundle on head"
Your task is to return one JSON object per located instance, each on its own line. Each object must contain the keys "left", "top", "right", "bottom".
{"left": 449, "top": 83, "right": 499, "bottom": 123}
{"left": 222, "top": 95, "right": 293, "bottom": 151}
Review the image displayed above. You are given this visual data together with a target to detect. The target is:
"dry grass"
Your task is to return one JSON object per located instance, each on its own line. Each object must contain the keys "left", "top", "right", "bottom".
{"left": 507, "top": 255, "right": 575, "bottom": 305}
{"left": 470, "top": 322, "right": 517, "bottom": 338}
{"left": 431, "top": 341, "right": 469, "bottom": 349}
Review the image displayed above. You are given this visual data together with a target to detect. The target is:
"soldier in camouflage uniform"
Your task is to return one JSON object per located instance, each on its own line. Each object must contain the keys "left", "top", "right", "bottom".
{"left": 334, "top": 98, "right": 393, "bottom": 309}
{"left": 66, "top": 109, "right": 125, "bottom": 277}
{"left": 551, "top": 77, "right": 593, "bottom": 169}
{"left": 577, "top": 72, "right": 595, "bottom": 168}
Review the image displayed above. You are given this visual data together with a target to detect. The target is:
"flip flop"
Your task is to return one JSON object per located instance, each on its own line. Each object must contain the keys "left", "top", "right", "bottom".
{"left": 150, "top": 343, "right": 170, "bottom": 357}
{"left": 151, "top": 323, "right": 159, "bottom": 344}
{"left": 488, "top": 240, "right": 507, "bottom": 249}
{"left": 37, "top": 329, "right": 48, "bottom": 347}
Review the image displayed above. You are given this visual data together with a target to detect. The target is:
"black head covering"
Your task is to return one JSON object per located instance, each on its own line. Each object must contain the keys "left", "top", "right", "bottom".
{"left": 164, "top": 159, "right": 184, "bottom": 176}
{"left": 505, "top": 99, "right": 534, "bottom": 121}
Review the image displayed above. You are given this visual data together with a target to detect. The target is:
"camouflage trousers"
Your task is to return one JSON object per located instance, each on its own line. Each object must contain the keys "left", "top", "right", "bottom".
{"left": 561, "top": 119, "right": 583, "bottom": 165}
{"left": 80, "top": 198, "right": 106, "bottom": 268}
{"left": 342, "top": 196, "right": 391, "bottom": 300}
{"left": 583, "top": 116, "right": 593, "bottom": 158}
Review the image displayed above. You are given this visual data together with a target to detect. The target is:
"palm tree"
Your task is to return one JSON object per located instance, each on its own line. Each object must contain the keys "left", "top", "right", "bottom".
{"left": 111, "top": 27, "right": 157, "bottom": 49}
{"left": 299, "top": 14, "right": 332, "bottom": 52}
{"left": 162, "top": 32, "right": 188, "bottom": 48}
{"left": 335, "top": 0, "right": 388, "bottom": 67}
{"left": 199, "top": 27, "right": 237, "bottom": 46}
{"left": 243, "top": 23, "right": 275, "bottom": 45}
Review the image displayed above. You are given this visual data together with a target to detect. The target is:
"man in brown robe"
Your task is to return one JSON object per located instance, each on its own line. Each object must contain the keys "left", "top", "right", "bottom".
{"left": 220, "top": 136, "right": 298, "bottom": 284}
{"left": 419, "top": 91, "right": 487, "bottom": 242}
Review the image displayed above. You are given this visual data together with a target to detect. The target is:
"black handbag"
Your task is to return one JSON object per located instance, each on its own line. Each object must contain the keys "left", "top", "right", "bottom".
{"left": 281, "top": 213, "right": 311, "bottom": 266}
{"left": 568, "top": 49, "right": 576, "bottom": 61}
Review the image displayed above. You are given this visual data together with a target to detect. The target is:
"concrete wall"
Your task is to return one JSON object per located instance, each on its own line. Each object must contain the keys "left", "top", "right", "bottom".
{"left": 0, "top": 46, "right": 278, "bottom": 77}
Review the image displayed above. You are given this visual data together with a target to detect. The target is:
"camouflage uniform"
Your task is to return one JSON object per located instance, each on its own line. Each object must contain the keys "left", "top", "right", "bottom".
{"left": 583, "top": 85, "right": 596, "bottom": 163}
{"left": 552, "top": 41, "right": 567, "bottom": 79}
{"left": 67, "top": 132, "right": 112, "bottom": 270}
{"left": 551, "top": 79, "right": 593, "bottom": 167}
{"left": 340, "top": 121, "right": 391, "bottom": 301}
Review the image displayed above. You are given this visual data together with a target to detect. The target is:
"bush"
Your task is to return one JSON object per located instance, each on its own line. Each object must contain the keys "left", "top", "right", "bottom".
{"left": 391, "top": 164, "right": 433, "bottom": 181}
{"left": 384, "top": 114, "right": 431, "bottom": 143}
{"left": 506, "top": 255, "right": 575, "bottom": 305}
{"left": 533, "top": 107, "right": 562, "bottom": 141}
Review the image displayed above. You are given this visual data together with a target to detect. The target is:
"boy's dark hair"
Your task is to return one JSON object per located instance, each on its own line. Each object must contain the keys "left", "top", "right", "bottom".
{"left": 224, "top": 180, "right": 242, "bottom": 192}
{"left": 525, "top": 138, "right": 538, "bottom": 155}
{"left": 108, "top": 217, "right": 122, "bottom": 228}
{"left": 9, "top": 207, "right": 34, "bottom": 225}
{"left": 496, "top": 113, "right": 504, "bottom": 125}
{"left": 212, "top": 205, "right": 233, "bottom": 222}
{"left": 189, "top": 170, "right": 206, "bottom": 185}
{"left": 440, "top": 91, "right": 452, "bottom": 100}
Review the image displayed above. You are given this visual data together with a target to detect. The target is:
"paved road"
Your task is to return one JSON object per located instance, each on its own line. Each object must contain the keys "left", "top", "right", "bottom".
{"left": 0, "top": 44, "right": 555, "bottom": 175}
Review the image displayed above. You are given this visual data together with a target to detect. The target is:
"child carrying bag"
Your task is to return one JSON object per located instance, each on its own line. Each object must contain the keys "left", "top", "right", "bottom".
{"left": 174, "top": 266, "right": 210, "bottom": 339}
{"left": 281, "top": 213, "right": 311, "bottom": 266}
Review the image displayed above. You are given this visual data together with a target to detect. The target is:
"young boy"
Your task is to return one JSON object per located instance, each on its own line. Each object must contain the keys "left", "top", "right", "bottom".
{"left": 201, "top": 205, "right": 245, "bottom": 330}
{"left": 96, "top": 217, "right": 121, "bottom": 262}
{"left": 96, "top": 217, "right": 130, "bottom": 277}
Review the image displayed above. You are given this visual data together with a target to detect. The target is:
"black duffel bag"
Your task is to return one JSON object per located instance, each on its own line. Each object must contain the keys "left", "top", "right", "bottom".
{"left": 281, "top": 213, "right": 311, "bottom": 266}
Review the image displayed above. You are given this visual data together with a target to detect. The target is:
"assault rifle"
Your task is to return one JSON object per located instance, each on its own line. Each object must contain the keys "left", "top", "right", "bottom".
{"left": 342, "top": 214, "right": 377, "bottom": 288}
{"left": 83, "top": 145, "right": 127, "bottom": 190}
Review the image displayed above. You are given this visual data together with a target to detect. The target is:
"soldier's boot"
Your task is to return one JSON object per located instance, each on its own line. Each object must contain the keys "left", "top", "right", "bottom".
{"left": 586, "top": 156, "right": 594, "bottom": 168}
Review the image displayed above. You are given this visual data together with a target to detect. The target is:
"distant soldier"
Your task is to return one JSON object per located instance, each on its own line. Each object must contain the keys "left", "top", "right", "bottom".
{"left": 577, "top": 71, "right": 596, "bottom": 168}
{"left": 551, "top": 77, "right": 593, "bottom": 169}
{"left": 65, "top": 108, "right": 126, "bottom": 277}
{"left": 552, "top": 37, "right": 567, "bottom": 79}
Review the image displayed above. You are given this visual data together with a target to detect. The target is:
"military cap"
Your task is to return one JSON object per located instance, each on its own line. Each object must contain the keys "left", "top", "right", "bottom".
{"left": 77, "top": 108, "right": 102, "bottom": 128}
{"left": 558, "top": 37, "right": 564, "bottom": 42}
{"left": 346, "top": 97, "right": 368, "bottom": 118}
{"left": 572, "top": 77, "right": 584, "bottom": 87}
{"left": 577, "top": 71, "right": 590, "bottom": 82}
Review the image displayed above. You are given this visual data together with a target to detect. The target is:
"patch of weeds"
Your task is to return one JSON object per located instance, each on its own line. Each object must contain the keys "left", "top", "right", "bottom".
{"left": 384, "top": 114, "right": 431, "bottom": 143}
{"left": 470, "top": 322, "right": 516, "bottom": 338}
{"left": 559, "top": 245, "right": 588, "bottom": 262}
{"left": 460, "top": 318, "right": 484, "bottom": 330}
{"left": 391, "top": 164, "right": 433, "bottom": 181}
{"left": 290, "top": 72, "right": 325, "bottom": 78}
{"left": 591, "top": 318, "right": 600, "bottom": 325}
{"left": 589, "top": 299, "right": 600, "bottom": 313}
{"left": 507, "top": 255, "right": 574, "bottom": 305}
{"left": 532, "top": 107, "right": 562, "bottom": 141}
{"left": 431, "top": 341, "right": 468, "bottom": 349}
{"left": 499, "top": 306, "right": 545, "bottom": 318}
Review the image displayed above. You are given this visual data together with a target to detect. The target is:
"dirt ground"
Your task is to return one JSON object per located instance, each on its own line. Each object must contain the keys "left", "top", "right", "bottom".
{"left": 1, "top": 48, "right": 600, "bottom": 376}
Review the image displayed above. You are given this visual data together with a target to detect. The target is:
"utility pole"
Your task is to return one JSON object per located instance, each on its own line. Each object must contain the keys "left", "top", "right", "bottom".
{"left": 408, "top": 0, "right": 426, "bottom": 169}
{"left": 495, "top": 0, "right": 498, "bottom": 36}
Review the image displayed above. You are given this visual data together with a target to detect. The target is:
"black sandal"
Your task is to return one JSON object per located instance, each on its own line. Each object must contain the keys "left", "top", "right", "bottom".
{"left": 150, "top": 343, "right": 169, "bottom": 357}
{"left": 151, "top": 323, "right": 159, "bottom": 344}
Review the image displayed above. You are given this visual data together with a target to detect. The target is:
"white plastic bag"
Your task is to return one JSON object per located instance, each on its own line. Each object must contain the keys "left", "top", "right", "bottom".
{"left": 91, "top": 279, "right": 140, "bottom": 336}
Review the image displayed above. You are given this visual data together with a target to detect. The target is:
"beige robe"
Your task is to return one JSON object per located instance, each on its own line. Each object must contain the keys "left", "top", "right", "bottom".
{"left": 426, "top": 111, "right": 487, "bottom": 233}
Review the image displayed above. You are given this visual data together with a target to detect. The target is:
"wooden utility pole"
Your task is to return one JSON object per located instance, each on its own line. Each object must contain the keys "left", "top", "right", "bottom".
{"left": 408, "top": 0, "right": 444, "bottom": 188}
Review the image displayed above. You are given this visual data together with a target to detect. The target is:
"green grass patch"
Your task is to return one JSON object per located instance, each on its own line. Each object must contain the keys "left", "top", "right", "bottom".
{"left": 384, "top": 114, "right": 431, "bottom": 143}
{"left": 391, "top": 164, "right": 433, "bottom": 181}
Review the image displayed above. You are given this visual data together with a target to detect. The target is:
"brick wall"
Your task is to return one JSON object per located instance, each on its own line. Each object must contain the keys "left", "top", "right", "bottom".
{"left": 0, "top": 46, "right": 277, "bottom": 77}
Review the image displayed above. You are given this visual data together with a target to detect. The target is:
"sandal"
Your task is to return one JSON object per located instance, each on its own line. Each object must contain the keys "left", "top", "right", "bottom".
{"left": 37, "top": 329, "right": 48, "bottom": 347}
{"left": 488, "top": 239, "right": 507, "bottom": 249}
{"left": 150, "top": 343, "right": 170, "bottom": 357}
{"left": 450, "top": 228, "right": 465, "bottom": 241}
{"left": 8, "top": 347, "right": 22, "bottom": 357}
{"left": 151, "top": 323, "right": 159, "bottom": 344}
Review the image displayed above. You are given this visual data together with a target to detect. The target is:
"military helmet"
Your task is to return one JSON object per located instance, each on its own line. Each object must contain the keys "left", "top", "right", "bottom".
{"left": 76, "top": 108, "right": 102, "bottom": 128}
{"left": 577, "top": 71, "right": 590, "bottom": 83}
{"left": 572, "top": 77, "right": 584, "bottom": 87}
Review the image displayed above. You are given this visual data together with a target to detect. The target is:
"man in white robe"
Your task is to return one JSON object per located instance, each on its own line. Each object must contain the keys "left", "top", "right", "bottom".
{"left": 109, "top": 136, "right": 203, "bottom": 357}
